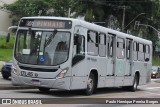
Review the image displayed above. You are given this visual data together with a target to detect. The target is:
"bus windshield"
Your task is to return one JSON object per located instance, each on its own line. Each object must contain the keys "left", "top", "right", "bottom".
{"left": 14, "top": 30, "right": 70, "bottom": 66}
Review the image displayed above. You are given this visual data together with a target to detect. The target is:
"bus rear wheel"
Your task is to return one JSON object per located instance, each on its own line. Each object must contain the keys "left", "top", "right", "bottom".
{"left": 85, "top": 73, "right": 96, "bottom": 95}
{"left": 129, "top": 74, "right": 138, "bottom": 92}
{"left": 38, "top": 87, "right": 50, "bottom": 92}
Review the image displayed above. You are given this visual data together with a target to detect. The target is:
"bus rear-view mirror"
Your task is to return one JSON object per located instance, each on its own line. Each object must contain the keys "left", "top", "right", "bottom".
{"left": 6, "top": 33, "right": 10, "bottom": 43}
{"left": 74, "top": 35, "right": 83, "bottom": 45}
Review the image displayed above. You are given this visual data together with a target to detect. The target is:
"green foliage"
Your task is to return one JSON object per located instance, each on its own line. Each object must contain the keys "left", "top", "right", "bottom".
{"left": 0, "top": 35, "right": 14, "bottom": 61}
{"left": 2, "top": 0, "right": 160, "bottom": 54}
{"left": 2, "top": 0, "right": 71, "bottom": 25}
{"left": 72, "top": 0, "right": 160, "bottom": 53}
{"left": 0, "top": 49, "right": 13, "bottom": 61}
{"left": 0, "top": 36, "right": 15, "bottom": 49}
{"left": 3, "top": 0, "right": 50, "bottom": 25}
{"left": 47, "top": 0, "right": 72, "bottom": 17}
{"left": 153, "top": 55, "right": 160, "bottom": 66}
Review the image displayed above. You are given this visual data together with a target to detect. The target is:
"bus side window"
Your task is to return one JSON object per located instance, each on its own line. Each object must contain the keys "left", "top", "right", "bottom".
{"left": 99, "top": 33, "right": 106, "bottom": 57}
{"left": 145, "top": 45, "right": 150, "bottom": 62}
{"left": 126, "top": 40, "right": 131, "bottom": 59}
{"left": 138, "top": 43, "right": 144, "bottom": 61}
{"left": 87, "top": 31, "right": 98, "bottom": 56}
{"left": 74, "top": 34, "right": 85, "bottom": 55}
{"left": 108, "top": 36, "right": 113, "bottom": 57}
{"left": 117, "top": 38, "right": 125, "bottom": 59}
{"left": 133, "top": 42, "right": 137, "bottom": 61}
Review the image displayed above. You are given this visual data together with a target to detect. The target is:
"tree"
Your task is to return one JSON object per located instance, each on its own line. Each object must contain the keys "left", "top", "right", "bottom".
{"left": 2, "top": 0, "right": 50, "bottom": 25}
{"left": 2, "top": 0, "right": 160, "bottom": 53}
{"left": 71, "top": 0, "right": 105, "bottom": 22}
{"left": 2, "top": 0, "right": 71, "bottom": 25}
{"left": 47, "top": 0, "right": 71, "bottom": 17}
{"left": 72, "top": 0, "right": 160, "bottom": 53}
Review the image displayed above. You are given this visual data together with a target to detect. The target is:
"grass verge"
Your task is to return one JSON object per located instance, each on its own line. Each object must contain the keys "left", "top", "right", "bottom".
{"left": 152, "top": 56, "right": 160, "bottom": 66}
{"left": 0, "top": 49, "right": 13, "bottom": 61}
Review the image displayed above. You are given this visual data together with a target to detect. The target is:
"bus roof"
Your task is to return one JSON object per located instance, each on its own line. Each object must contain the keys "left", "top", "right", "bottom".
{"left": 21, "top": 16, "right": 152, "bottom": 45}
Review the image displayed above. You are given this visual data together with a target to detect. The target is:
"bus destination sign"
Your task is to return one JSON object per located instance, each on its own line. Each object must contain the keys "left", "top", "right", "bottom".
{"left": 19, "top": 19, "right": 72, "bottom": 29}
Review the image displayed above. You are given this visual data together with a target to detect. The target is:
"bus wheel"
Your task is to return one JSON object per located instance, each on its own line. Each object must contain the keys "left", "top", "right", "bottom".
{"left": 85, "top": 73, "right": 96, "bottom": 95}
{"left": 129, "top": 74, "right": 138, "bottom": 92}
{"left": 38, "top": 87, "right": 50, "bottom": 92}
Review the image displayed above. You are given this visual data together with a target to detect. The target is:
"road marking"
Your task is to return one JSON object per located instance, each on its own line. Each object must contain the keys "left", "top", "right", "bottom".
{"left": 145, "top": 92, "right": 160, "bottom": 96}
{"left": 146, "top": 87, "right": 160, "bottom": 90}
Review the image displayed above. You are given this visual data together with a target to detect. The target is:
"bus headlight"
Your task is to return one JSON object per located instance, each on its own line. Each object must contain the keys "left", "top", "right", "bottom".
{"left": 12, "top": 65, "right": 19, "bottom": 76}
{"left": 56, "top": 68, "right": 69, "bottom": 79}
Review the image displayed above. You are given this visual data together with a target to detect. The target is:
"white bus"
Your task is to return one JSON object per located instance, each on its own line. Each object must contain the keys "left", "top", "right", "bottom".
{"left": 8, "top": 16, "right": 152, "bottom": 95}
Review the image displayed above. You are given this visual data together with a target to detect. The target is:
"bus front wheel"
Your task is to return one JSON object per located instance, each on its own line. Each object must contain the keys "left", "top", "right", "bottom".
{"left": 38, "top": 87, "right": 50, "bottom": 92}
{"left": 85, "top": 73, "right": 96, "bottom": 95}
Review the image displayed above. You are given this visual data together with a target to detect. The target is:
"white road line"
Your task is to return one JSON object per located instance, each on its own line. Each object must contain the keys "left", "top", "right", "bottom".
{"left": 145, "top": 92, "right": 160, "bottom": 96}
{"left": 146, "top": 87, "right": 160, "bottom": 90}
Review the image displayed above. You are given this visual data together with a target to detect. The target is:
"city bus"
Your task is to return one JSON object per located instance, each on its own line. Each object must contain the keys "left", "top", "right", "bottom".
{"left": 7, "top": 16, "right": 152, "bottom": 95}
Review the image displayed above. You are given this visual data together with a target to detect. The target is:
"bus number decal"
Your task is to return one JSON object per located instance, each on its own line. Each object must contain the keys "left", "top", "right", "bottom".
{"left": 21, "top": 71, "right": 38, "bottom": 77}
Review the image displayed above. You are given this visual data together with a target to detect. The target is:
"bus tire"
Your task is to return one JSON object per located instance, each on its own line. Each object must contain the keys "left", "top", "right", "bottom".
{"left": 38, "top": 87, "right": 50, "bottom": 92}
{"left": 129, "top": 74, "right": 138, "bottom": 92}
{"left": 85, "top": 73, "right": 96, "bottom": 95}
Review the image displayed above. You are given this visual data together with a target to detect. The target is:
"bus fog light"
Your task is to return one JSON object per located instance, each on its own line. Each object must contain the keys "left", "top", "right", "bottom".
{"left": 56, "top": 68, "right": 68, "bottom": 79}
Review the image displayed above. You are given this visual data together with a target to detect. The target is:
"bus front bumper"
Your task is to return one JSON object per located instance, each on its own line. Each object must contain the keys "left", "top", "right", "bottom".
{"left": 11, "top": 73, "right": 71, "bottom": 90}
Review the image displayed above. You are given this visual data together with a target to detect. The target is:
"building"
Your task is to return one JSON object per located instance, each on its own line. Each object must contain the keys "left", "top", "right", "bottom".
{"left": 0, "top": 0, "right": 17, "bottom": 35}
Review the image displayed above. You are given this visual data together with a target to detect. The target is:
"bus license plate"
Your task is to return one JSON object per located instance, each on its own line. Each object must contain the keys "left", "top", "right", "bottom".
{"left": 21, "top": 71, "right": 33, "bottom": 77}
{"left": 31, "top": 79, "right": 40, "bottom": 85}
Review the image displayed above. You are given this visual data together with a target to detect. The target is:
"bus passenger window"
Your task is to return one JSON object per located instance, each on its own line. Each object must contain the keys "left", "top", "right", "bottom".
{"left": 108, "top": 37, "right": 113, "bottom": 57}
{"left": 74, "top": 35, "right": 85, "bottom": 55}
{"left": 87, "top": 31, "right": 98, "bottom": 56}
{"left": 144, "top": 45, "right": 150, "bottom": 61}
{"left": 133, "top": 42, "right": 137, "bottom": 61}
{"left": 126, "top": 40, "right": 131, "bottom": 59}
{"left": 99, "top": 33, "right": 106, "bottom": 57}
{"left": 117, "top": 38, "right": 125, "bottom": 59}
{"left": 138, "top": 43, "right": 144, "bottom": 61}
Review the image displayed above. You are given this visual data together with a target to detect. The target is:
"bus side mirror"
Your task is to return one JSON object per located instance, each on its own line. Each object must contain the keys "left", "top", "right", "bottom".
{"left": 74, "top": 35, "right": 83, "bottom": 45}
{"left": 74, "top": 35, "right": 78, "bottom": 45}
{"left": 7, "top": 26, "right": 18, "bottom": 43}
{"left": 145, "top": 58, "right": 149, "bottom": 62}
{"left": 6, "top": 33, "right": 10, "bottom": 43}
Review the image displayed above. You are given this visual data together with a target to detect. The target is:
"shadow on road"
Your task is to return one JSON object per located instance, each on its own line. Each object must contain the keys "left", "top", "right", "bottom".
{"left": 16, "top": 87, "right": 144, "bottom": 97}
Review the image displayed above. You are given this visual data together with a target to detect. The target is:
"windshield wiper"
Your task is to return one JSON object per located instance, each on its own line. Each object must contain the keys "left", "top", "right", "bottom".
{"left": 44, "top": 30, "right": 57, "bottom": 47}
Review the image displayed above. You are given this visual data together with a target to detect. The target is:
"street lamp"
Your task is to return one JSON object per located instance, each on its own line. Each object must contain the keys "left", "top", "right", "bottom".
{"left": 135, "top": 23, "right": 160, "bottom": 35}
{"left": 124, "top": 13, "right": 146, "bottom": 30}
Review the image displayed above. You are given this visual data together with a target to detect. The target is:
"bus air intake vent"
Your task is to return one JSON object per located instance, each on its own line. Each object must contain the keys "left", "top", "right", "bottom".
{"left": 19, "top": 66, "right": 58, "bottom": 72}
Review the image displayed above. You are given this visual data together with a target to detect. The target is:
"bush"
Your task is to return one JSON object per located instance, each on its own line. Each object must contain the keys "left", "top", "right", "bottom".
{"left": 0, "top": 35, "right": 15, "bottom": 49}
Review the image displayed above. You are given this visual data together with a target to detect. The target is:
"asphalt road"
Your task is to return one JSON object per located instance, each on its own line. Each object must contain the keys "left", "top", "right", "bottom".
{"left": 0, "top": 78, "right": 159, "bottom": 107}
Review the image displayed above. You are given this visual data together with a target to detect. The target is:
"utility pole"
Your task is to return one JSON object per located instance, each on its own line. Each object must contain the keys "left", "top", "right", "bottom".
{"left": 68, "top": 8, "right": 71, "bottom": 18}
{"left": 117, "top": 6, "right": 130, "bottom": 32}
